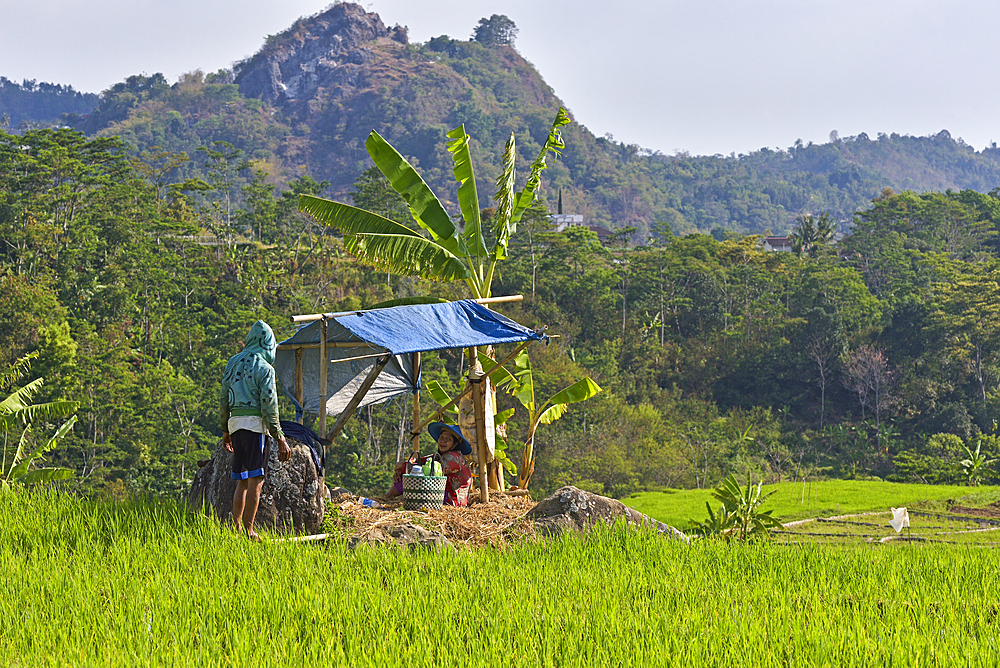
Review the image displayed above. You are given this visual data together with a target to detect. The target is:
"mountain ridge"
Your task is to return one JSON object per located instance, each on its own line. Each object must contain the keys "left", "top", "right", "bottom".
{"left": 6, "top": 3, "right": 1000, "bottom": 237}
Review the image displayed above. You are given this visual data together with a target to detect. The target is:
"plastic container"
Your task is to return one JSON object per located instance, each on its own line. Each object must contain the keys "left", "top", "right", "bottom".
{"left": 409, "top": 465, "right": 423, "bottom": 476}
{"left": 358, "top": 497, "right": 382, "bottom": 509}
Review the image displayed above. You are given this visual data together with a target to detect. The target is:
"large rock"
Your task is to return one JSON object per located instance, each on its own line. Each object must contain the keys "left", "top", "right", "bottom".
{"left": 527, "top": 486, "right": 688, "bottom": 541}
{"left": 188, "top": 436, "right": 325, "bottom": 534}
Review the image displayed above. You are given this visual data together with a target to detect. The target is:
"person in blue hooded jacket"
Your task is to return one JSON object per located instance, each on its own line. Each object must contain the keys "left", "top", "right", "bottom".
{"left": 220, "top": 320, "right": 290, "bottom": 540}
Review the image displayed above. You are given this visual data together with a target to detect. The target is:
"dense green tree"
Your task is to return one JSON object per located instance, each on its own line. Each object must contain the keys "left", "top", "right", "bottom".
{"left": 927, "top": 262, "right": 1000, "bottom": 422}
{"left": 472, "top": 15, "right": 518, "bottom": 46}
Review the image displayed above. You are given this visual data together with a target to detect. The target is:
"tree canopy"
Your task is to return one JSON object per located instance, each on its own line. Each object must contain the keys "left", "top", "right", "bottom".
{"left": 472, "top": 15, "right": 519, "bottom": 46}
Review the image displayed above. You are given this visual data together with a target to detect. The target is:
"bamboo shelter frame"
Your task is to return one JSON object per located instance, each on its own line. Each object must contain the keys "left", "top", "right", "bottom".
{"left": 277, "top": 296, "right": 541, "bottom": 503}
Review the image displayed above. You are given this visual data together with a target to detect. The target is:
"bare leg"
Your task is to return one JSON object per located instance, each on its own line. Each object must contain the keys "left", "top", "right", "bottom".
{"left": 232, "top": 480, "right": 248, "bottom": 532}
{"left": 243, "top": 476, "right": 265, "bottom": 541}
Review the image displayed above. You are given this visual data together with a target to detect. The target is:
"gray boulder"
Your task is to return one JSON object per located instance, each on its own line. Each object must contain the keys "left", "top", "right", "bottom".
{"left": 527, "top": 486, "right": 688, "bottom": 542}
{"left": 188, "top": 436, "right": 325, "bottom": 534}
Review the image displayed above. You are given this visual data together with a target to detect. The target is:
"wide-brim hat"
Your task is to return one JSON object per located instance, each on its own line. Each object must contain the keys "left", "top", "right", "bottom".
{"left": 428, "top": 422, "right": 473, "bottom": 455}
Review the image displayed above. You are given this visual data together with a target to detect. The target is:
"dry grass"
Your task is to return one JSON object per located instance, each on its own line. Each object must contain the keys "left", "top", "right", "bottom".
{"left": 324, "top": 492, "right": 537, "bottom": 548}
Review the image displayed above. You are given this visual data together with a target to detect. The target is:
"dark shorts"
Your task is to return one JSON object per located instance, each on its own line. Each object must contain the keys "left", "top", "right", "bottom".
{"left": 230, "top": 430, "right": 270, "bottom": 480}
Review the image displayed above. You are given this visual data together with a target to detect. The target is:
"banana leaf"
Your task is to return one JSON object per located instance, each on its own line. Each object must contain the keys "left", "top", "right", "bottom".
{"left": 343, "top": 233, "right": 472, "bottom": 282}
{"left": 16, "top": 468, "right": 74, "bottom": 485}
{"left": 490, "top": 133, "right": 518, "bottom": 263}
{"left": 446, "top": 126, "right": 488, "bottom": 274}
{"left": 510, "top": 107, "right": 570, "bottom": 225}
{"left": 0, "top": 377, "right": 78, "bottom": 431}
{"left": 511, "top": 351, "right": 535, "bottom": 413}
{"left": 423, "top": 380, "right": 459, "bottom": 415}
{"left": 8, "top": 416, "right": 77, "bottom": 481}
{"left": 365, "top": 131, "right": 465, "bottom": 257}
{"left": 0, "top": 353, "right": 37, "bottom": 391}
{"left": 299, "top": 196, "right": 424, "bottom": 238}
{"left": 477, "top": 349, "right": 516, "bottom": 390}
{"left": 537, "top": 377, "right": 602, "bottom": 425}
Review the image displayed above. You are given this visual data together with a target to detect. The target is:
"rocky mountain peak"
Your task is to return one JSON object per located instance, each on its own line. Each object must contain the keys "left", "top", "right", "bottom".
{"left": 234, "top": 2, "right": 406, "bottom": 105}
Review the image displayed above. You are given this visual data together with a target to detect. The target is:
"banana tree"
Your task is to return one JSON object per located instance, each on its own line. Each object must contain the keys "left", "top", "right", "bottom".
{"left": 299, "top": 107, "right": 571, "bottom": 300}
{"left": 423, "top": 379, "right": 518, "bottom": 477}
{"left": 483, "top": 349, "right": 601, "bottom": 489}
{"left": 1, "top": 353, "right": 79, "bottom": 488}
{"left": 708, "top": 474, "right": 783, "bottom": 541}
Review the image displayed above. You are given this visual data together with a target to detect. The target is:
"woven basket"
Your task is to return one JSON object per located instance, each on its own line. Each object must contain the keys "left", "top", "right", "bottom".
{"left": 402, "top": 474, "right": 447, "bottom": 511}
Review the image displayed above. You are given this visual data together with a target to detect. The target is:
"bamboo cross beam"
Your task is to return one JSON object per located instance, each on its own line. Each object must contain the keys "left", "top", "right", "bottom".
{"left": 326, "top": 354, "right": 391, "bottom": 442}
{"left": 289, "top": 295, "right": 524, "bottom": 323}
{"left": 327, "top": 351, "right": 392, "bottom": 365}
{"left": 277, "top": 341, "right": 376, "bottom": 350}
{"left": 410, "top": 333, "right": 544, "bottom": 436}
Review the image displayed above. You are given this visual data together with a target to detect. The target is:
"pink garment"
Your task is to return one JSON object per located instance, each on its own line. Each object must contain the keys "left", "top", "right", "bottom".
{"left": 439, "top": 449, "right": 472, "bottom": 507}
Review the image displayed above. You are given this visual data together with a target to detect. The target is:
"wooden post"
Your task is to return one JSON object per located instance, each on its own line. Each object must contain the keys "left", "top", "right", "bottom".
{"left": 412, "top": 337, "right": 539, "bottom": 434}
{"left": 411, "top": 352, "right": 421, "bottom": 455}
{"left": 294, "top": 348, "right": 303, "bottom": 425}
{"left": 318, "top": 317, "right": 328, "bottom": 439}
{"left": 470, "top": 355, "right": 489, "bottom": 504}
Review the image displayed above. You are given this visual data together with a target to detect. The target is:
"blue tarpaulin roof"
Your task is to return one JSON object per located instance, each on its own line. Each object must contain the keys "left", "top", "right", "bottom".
{"left": 275, "top": 300, "right": 546, "bottom": 418}
{"left": 332, "top": 300, "right": 545, "bottom": 355}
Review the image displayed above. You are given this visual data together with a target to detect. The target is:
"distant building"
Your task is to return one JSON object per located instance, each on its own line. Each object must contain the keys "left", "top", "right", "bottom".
{"left": 550, "top": 213, "right": 584, "bottom": 232}
{"left": 589, "top": 226, "right": 614, "bottom": 244}
{"left": 548, "top": 213, "right": 618, "bottom": 245}
{"left": 762, "top": 236, "right": 794, "bottom": 252}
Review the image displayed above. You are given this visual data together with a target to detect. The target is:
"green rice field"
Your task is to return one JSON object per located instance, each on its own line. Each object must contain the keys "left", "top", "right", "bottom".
{"left": 627, "top": 480, "right": 1000, "bottom": 544}
{"left": 5, "top": 487, "right": 1000, "bottom": 666}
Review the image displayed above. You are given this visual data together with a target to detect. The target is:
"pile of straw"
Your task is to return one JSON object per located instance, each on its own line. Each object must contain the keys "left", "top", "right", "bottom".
{"left": 325, "top": 492, "right": 537, "bottom": 548}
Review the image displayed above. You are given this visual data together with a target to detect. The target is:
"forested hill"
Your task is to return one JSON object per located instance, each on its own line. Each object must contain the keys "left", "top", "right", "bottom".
{"left": 0, "top": 77, "right": 98, "bottom": 130}
{"left": 10, "top": 2, "right": 1000, "bottom": 238}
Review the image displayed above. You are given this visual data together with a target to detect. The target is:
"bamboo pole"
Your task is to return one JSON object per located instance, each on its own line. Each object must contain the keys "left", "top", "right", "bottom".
{"left": 318, "top": 318, "right": 328, "bottom": 440}
{"left": 276, "top": 341, "right": 376, "bottom": 350}
{"left": 289, "top": 295, "right": 524, "bottom": 323}
{"left": 326, "top": 355, "right": 391, "bottom": 441}
{"left": 471, "top": 370, "right": 489, "bottom": 504}
{"left": 326, "top": 351, "right": 391, "bottom": 365}
{"left": 411, "top": 352, "right": 421, "bottom": 455}
{"left": 294, "top": 348, "right": 303, "bottom": 425}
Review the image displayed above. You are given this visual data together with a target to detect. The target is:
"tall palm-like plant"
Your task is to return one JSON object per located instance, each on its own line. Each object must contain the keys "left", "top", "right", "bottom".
{"left": 299, "top": 108, "right": 571, "bottom": 300}
{"left": 484, "top": 349, "right": 601, "bottom": 489}
{"left": 792, "top": 212, "right": 836, "bottom": 256}
{"left": 1, "top": 353, "right": 79, "bottom": 488}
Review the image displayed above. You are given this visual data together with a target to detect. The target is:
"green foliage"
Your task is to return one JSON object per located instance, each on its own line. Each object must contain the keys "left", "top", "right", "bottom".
{"left": 300, "top": 107, "right": 570, "bottom": 300}
{"left": 486, "top": 348, "right": 601, "bottom": 488}
{"left": 13, "top": 81, "right": 1000, "bottom": 502}
{"left": 472, "top": 15, "right": 518, "bottom": 46}
{"left": 0, "top": 353, "right": 78, "bottom": 488}
{"left": 960, "top": 440, "right": 997, "bottom": 486}
{"left": 690, "top": 474, "right": 782, "bottom": 540}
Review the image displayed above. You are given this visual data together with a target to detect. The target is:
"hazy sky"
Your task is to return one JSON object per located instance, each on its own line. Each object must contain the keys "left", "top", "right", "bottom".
{"left": 3, "top": 0, "right": 1000, "bottom": 157}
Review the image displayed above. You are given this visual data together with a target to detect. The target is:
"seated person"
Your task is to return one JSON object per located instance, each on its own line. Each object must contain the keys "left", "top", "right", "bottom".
{"left": 386, "top": 422, "right": 473, "bottom": 507}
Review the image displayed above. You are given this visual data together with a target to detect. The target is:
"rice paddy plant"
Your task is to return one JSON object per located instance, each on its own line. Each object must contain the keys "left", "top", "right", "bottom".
{"left": 3, "top": 488, "right": 1000, "bottom": 666}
